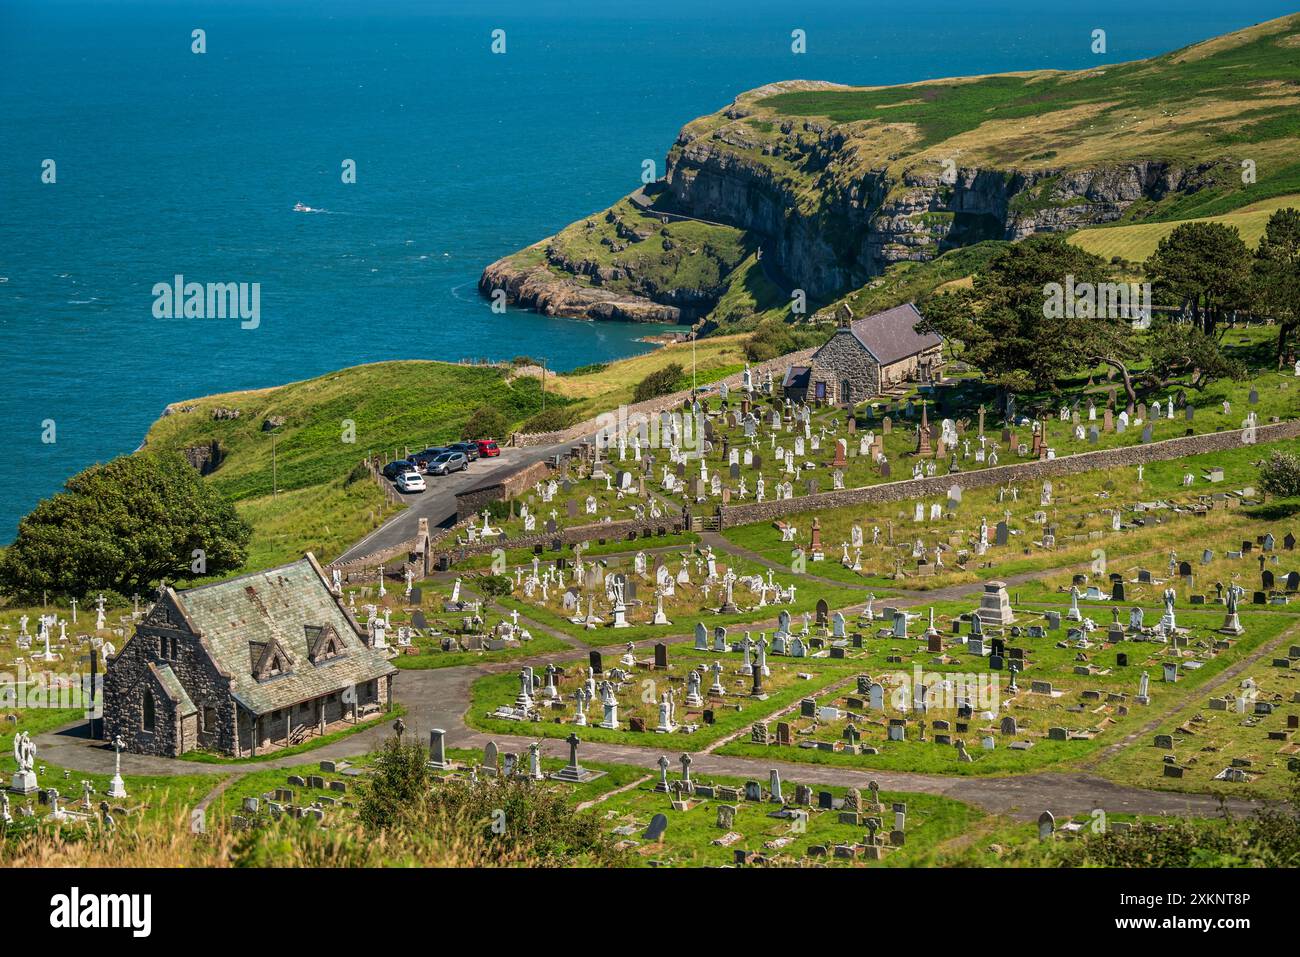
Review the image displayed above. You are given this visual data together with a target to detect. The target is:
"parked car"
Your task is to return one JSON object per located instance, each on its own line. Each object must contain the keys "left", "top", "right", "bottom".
{"left": 447, "top": 441, "right": 480, "bottom": 462}
{"left": 426, "top": 451, "right": 469, "bottom": 475}
{"left": 394, "top": 470, "right": 426, "bottom": 493}
{"left": 382, "top": 459, "right": 418, "bottom": 480}
{"left": 410, "top": 446, "right": 449, "bottom": 467}
{"left": 475, "top": 438, "right": 500, "bottom": 458}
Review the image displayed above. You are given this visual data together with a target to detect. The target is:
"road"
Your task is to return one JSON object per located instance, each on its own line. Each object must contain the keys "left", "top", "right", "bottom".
{"left": 334, "top": 442, "right": 569, "bottom": 563}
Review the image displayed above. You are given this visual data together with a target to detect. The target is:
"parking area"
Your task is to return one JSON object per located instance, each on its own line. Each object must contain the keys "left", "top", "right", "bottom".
{"left": 336, "top": 441, "right": 559, "bottom": 563}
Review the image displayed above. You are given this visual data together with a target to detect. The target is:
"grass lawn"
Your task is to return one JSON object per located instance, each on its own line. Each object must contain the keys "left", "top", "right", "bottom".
{"left": 465, "top": 649, "right": 856, "bottom": 750}
{"left": 581, "top": 771, "right": 984, "bottom": 867}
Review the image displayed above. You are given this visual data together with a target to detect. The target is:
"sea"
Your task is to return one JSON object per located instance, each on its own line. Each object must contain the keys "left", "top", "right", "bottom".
{"left": 0, "top": 0, "right": 1291, "bottom": 538}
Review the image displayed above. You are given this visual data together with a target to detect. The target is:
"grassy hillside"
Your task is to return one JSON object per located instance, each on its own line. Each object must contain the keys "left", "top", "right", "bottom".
{"left": 1070, "top": 193, "right": 1300, "bottom": 262}
{"left": 551, "top": 333, "right": 753, "bottom": 411}
{"left": 541, "top": 197, "right": 758, "bottom": 306}
{"left": 751, "top": 15, "right": 1300, "bottom": 214}
{"left": 142, "top": 361, "right": 565, "bottom": 568}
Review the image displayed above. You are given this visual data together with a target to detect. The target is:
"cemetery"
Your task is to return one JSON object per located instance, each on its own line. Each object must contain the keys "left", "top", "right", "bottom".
{"left": 468, "top": 639, "right": 856, "bottom": 748}
{"left": 721, "top": 438, "right": 1299, "bottom": 591}
{"left": 1100, "top": 659, "right": 1300, "bottom": 801}
{"left": 483, "top": 547, "right": 875, "bottom": 648}
{"left": 712, "top": 597, "right": 1295, "bottom": 776}
{"left": 199, "top": 738, "right": 1219, "bottom": 869}
{"left": 339, "top": 574, "right": 572, "bottom": 669}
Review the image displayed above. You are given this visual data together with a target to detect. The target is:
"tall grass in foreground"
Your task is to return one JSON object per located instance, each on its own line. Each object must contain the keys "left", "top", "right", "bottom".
{"left": 0, "top": 741, "right": 628, "bottom": 868}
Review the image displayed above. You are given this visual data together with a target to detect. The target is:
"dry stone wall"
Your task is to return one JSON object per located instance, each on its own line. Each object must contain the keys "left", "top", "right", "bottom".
{"left": 720, "top": 420, "right": 1300, "bottom": 528}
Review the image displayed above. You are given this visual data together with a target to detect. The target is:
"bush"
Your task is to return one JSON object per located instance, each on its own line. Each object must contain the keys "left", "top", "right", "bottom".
{"left": 520, "top": 406, "right": 576, "bottom": 434}
{"left": 1258, "top": 449, "right": 1300, "bottom": 498}
{"left": 745, "top": 319, "right": 797, "bottom": 362}
{"left": 565, "top": 362, "right": 608, "bottom": 376}
{"left": 357, "top": 739, "right": 432, "bottom": 832}
{"left": 632, "top": 363, "right": 684, "bottom": 402}
{"left": 345, "top": 460, "right": 370, "bottom": 486}
{"left": 461, "top": 405, "right": 509, "bottom": 441}
{"left": 474, "top": 573, "right": 513, "bottom": 598}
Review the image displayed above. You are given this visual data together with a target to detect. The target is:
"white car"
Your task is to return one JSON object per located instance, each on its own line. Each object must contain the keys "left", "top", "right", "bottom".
{"left": 394, "top": 470, "right": 426, "bottom": 493}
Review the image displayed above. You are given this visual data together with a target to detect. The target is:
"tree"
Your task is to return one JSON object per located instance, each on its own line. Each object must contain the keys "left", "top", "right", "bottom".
{"left": 920, "top": 235, "right": 1127, "bottom": 395}
{"left": 632, "top": 363, "right": 684, "bottom": 402}
{"left": 1091, "top": 317, "right": 1246, "bottom": 406}
{"left": 0, "top": 451, "right": 250, "bottom": 600}
{"left": 461, "top": 405, "right": 508, "bottom": 440}
{"left": 1258, "top": 449, "right": 1300, "bottom": 499}
{"left": 519, "top": 405, "right": 575, "bottom": 434}
{"left": 1252, "top": 207, "right": 1300, "bottom": 367}
{"left": 1145, "top": 221, "right": 1251, "bottom": 337}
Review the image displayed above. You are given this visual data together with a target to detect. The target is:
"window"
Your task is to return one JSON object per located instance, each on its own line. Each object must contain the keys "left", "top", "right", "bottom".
{"left": 202, "top": 706, "right": 216, "bottom": 733}
{"left": 143, "top": 690, "right": 155, "bottom": 732}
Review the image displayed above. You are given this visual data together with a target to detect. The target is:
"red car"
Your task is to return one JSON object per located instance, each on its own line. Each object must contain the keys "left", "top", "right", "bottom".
{"left": 475, "top": 438, "right": 500, "bottom": 457}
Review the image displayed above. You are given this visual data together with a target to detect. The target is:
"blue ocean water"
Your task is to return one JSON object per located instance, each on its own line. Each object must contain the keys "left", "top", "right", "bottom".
{"left": 0, "top": 0, "right": 1291, "bottom": 539}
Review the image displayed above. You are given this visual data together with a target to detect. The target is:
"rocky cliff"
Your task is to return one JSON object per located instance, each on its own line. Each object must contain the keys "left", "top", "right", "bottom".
{"left": 482, "top": 14, "right": 1300, "bottom": 323}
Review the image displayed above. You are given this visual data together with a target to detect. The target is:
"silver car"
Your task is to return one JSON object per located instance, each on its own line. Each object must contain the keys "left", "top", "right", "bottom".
{"left": 426, "top": 451, "right": 469, "bottom": 475}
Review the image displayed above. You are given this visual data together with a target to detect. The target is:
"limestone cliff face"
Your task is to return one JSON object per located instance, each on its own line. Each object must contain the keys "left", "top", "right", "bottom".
{"left": 481, "top": 8, "right": 1284, "bottom": 323}
{"left": 664, "top": 124, "right": 1219, "bottom": 299}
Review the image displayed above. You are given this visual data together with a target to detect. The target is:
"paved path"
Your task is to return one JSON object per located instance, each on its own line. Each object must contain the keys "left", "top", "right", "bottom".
{"left": 35, "top": 534, "right": 1291, "bottom": 825}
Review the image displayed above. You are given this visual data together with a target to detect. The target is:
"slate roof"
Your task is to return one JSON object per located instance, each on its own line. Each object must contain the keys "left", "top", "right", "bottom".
{"left": 170, "top": 555, "right": 396, "bottom": 716}
{"left": 830, "top": 302, "right": 941, "bottom": 366}
{"left": 782, "top": 365, "right": 811, "bottom": 389}
{"left": 150, "top": 663, "right": 197, "bottom": 716}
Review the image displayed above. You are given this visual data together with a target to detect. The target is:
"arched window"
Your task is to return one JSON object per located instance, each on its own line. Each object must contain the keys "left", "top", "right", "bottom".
{"left": 143, "top": 690, "right": 156, "bottom": 732}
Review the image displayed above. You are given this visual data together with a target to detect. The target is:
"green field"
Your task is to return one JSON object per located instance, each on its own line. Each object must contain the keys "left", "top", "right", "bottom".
{"left": 1071, "top": 194, "right": 1300, "bottom": 262}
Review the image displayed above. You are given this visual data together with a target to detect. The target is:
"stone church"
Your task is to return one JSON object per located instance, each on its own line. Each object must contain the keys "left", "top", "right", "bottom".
{"left": 783, "top": 302, "right": 944, "bottom": 406}
{"left": 103, "top": 554, "right": 397, "bottom": 758}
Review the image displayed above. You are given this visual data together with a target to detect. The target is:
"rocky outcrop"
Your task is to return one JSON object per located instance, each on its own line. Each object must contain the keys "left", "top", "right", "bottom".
{"left": 182, "top": 440, "right": 224, "bottom": 476}
{"left": 482, "top": 28, "right": 1261, "bottom": 321}
{"left": 478, "top": 252, "right": 684, "bottom": 324}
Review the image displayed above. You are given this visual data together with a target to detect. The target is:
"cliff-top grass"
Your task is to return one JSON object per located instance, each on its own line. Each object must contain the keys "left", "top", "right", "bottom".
{"left": 718, "top": 14, "right": 1300, "bottom": 215}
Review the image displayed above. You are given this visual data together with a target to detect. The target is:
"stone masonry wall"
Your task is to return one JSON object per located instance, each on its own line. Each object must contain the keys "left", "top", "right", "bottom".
{"left": 719, "top": 420, "right": 1300, "bottom": 528}
{"left": 437, "top": 518, "right": 688, "bottom": 566}
{"left": 454, "top": 458, "right": 554, "bottom": 520}
{"left": 511, "top": 345, "right": 820, "bottom": 447}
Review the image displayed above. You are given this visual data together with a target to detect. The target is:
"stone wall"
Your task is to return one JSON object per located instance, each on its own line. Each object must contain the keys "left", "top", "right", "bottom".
{"left": 511, "top": 345, "right": 820, "bottom": 447}
{"left": 104, "top": 594, "right": 237, "bottom": 756}
{"left": 454, "top": 458, "right": 555, "bottom": 521}
{"left": 435, "top": 518, "right": 688, "bottom": 567}
{"left": 719, "top": 420, "right": 1300, "bottom": 528}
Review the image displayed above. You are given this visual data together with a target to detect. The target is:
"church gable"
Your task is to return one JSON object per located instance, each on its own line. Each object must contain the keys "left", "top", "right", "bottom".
{"left": 250, "top": 638, "right": 295, "bottom": 682}
{"left": 306, "top": 624, "right": 345, "bottom": 665}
